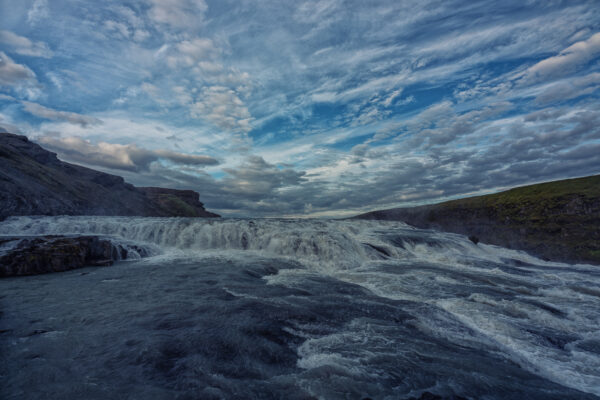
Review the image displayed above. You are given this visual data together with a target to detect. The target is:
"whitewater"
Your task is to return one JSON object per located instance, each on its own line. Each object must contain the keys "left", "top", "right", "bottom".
{"left": 1, "top": 216, "right": 599, "bottom": 399}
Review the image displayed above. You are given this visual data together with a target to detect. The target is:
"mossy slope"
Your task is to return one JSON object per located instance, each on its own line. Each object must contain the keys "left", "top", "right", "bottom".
{"left": 356, "top": 175, "right": 600, "bottom": 265}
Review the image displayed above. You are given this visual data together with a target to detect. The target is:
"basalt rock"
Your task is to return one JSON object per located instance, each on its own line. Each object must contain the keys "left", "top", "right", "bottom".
{"left": 0, "top": 235, "right": 147, "bottom": 277}
{"left": 406, "top": 392, "right": 468, "bottom": 400}
{"left": 0, "top": 132, "right": 219, "bottom": 219}
{"left": 138, "top": 187, "right": 220, "bottom": 218}
{"left": 355, "top": 175, "right": 600, "bottom": 265}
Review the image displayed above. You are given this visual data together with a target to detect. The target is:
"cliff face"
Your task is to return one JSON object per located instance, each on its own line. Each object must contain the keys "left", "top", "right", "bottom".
{"left": 0, "top": 132, "right": 219, "bottom": 219}
{"left": 355, "top": 175, "right": 600, "bottom": 265}
{"left": 138, "top": 187, "right": 219, "bottom": 218}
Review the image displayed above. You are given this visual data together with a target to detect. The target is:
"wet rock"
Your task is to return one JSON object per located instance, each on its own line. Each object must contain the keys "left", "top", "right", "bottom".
{"left": 407, "top": 392, "right": 468, "bottom": 400}
{"left": 0, "top": 235, "right": 140, "bottom": 277}
{"left": 27, "top": 329, "right": 50, "bottom": 336}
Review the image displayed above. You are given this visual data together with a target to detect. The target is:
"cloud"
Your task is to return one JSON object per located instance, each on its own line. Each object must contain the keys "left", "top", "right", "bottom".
{"left": 154, "top": 149, "right": 218, "bottom": 166}
{"left": 102, "top": 6, "right": 150, "bottom": 42}
{"left": 0, "top": 30, "right": 53, "bottom": 58}
{"left": 165, "top": 38, "right": 219, "bottom": 68}
{"left": 37, "top": 136, "right": 218, "bottom": 172}
{"left": 21, "top": 102, "right": 103, "bottom": 127}
{"left": 523, "top": 32, "right": 600, "bottom": 83}
{"left": 535, "top": 72, "right": 600, "bottom": 104}
{"left": 0, "top": 52, "right": 37, "bottom": 86}
{"left": 27, "top": 0, "right": 49, "bottom": 25}
{"left": 103, "top": 20, "right": 130, "bottom": 39}
{"left": 148, "top": 0, "right": 207, "bottom": 29}
{"left": 140, "top": 82, "right": 163, "bottom": 102}
{"left": 191, "top": 86, "right": 253, "bottom": 133}
{"left": 46, "top": 72, "right": 63, "bottom": 90}
{"left": 0, "top": 112, "right": 23, "bottom": 134}
{"left": 150, "top": 36, "right": 253, "bottom": 132}
{"left": 2, "top": 1, "right": 600, "bottom": 217}
{"left": 0, "top": 93, "right": 16, "bottom": 101}
{"left": 222, "top": 155, "right": 306, "bottom": 198}
{"left": 44, "top": 101, "right": 596, "bottom": 218}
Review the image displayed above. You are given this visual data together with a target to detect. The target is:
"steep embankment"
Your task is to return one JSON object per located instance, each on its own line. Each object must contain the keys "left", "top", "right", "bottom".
{"left": 0, "top": 132, "right": 219, "bottom": 219}
{"left": 355, "top": 175, "right": 600, "bottom": 265}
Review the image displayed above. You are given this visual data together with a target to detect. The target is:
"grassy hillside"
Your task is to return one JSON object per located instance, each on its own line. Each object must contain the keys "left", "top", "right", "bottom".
{"left": 356, "top": 175, "right": 600, "bottom": 265}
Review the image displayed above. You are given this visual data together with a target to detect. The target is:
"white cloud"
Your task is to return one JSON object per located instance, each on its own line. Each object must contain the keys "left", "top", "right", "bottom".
{"left": 148, "top": 0, "right": 208, "bottom": 30}
{"left": 104, "top": 20, "right": 131, "bottom": 39}
{"left": 21, "top": 101, "right": 103, "bottom": 127}
{"left": 150, "top": 35, "right": 253, "bottom": 133}
{"left": 382, "top": 89, "right": 403, "bottom": 107}
{"left": 0, "top": 51, "right": 37, "bottom": 86}
{"left": 535, "top": 72, "right": 600, "bottom": 104}
{"left": 103, "top": 6, "right": 151, "bottom": 43}
{"left": 0, "top": 30, "right": 53, "bottom": 58}
{"left": 27, "top": 0, "right": 49, "bottom": 25}
{"left": 311, "top": 74, "right": 407, "bottom": 104}
{"left": 523, "top": 32, "right": 600, "bottom": 83}
{"left": 165, "top": 38, "right": 219, "bottom": 68}
{"left": 133, "top": 29, "right": 151, "bottom": 42}
{"left": 114, "top": 5, "right": 144, "bottom": 29}
{"left": 195, "top": 61, "right": 223, "bottom": 74}
{"left": 0, "top": 93, "right": 16, "bottom": 101}
{"left": 0, "top": 111, "right": 24, "bottom": 133}
{"left": 29, "top": 113, "right": 232, "bottom": 165}
{"left": 140, "top": 82, "right": 162, "bottom": 100}
{"left": 172, "top": 86, "right": 193, "bottom": 104}
{"left": 191, "top": 86, "right": 253, "bottom": 133}
{"left": 46, "top": 72, "right": 63, "bottom": 91}
{"left": 37, "top": 136, "right": 218, "bottom": 172}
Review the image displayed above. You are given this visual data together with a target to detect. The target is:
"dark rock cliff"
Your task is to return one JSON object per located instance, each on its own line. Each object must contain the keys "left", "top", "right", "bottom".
{"left": 0, "top": 132, "right": 219, "bottom": 219}
{"left": 355, "top": 175, "right": 600, "bottom": 265}
{"left": 138, "top": 187, "right": 219, "bottom": 218}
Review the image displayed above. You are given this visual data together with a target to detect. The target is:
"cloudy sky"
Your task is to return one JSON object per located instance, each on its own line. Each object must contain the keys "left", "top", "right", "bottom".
{"left": 0, "top": 0, "right": 599, "bottom": 217}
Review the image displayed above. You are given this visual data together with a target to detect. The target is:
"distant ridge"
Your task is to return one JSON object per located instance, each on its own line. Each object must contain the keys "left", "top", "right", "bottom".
{"left": 355, "top": 175, "right": 600, "bottom": 265}
{"left": 0, "top": 132, "right": 219, "bottom": 220}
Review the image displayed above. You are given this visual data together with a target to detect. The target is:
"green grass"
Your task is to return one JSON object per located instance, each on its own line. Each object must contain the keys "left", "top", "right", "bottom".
{"left": 442, "top": 175, "right": 600, "bottom": 264}
{"left": 360, "top": 175, "right": 600, "bottom": 264}
{"left": 445, "top": 175, "right": 600, "bottom": 207}
{"left": 156, "top": 194, "right": 200, "bottom": 217}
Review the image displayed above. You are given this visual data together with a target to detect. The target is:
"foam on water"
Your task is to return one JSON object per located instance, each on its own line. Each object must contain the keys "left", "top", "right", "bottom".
{"left": 0, "top": 215, "right": 571, "bottom": 268}
{"left": 1, "top": 215, "right": 600, "bottom": 397}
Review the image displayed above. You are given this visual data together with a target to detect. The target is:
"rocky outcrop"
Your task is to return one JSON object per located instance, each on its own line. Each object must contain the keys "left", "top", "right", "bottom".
{"left": 0, "top": 132, "right": 219, "bottom": 219}
{"left": 139, "top": 187, "right": 220, "bottom": 218}
{"left": 406, "top": 392, "right": 468, "bottom": 400}
{"left": 355, "top": 175, "right": 600, "bottom": 265}
{"left": 0, "top": 235, "right": 149, "bottom": 277}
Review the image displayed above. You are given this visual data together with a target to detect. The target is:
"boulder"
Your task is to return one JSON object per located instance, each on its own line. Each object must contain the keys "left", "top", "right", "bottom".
{"left": 0, "top": 235, "right": 147, "bottom": 277}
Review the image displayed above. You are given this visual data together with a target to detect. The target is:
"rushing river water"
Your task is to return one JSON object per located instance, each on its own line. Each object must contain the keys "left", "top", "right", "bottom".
{"left": 1, "top": 216, "right": 599, "bottom": 399}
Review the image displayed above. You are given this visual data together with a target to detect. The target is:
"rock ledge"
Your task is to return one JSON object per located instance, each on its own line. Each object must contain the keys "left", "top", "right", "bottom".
{"left": 0, "top": 235, "right": 149, "bottom": 277}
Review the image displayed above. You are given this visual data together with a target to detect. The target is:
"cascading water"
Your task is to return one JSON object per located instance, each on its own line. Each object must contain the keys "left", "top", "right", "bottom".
{"left": 1, "top": 216, "right": 599, "bottom": 399}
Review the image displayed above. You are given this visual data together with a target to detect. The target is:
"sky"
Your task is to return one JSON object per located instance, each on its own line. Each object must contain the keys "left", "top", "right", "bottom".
{"left": 0, "top": 0, "right": 599, "bottom": 217}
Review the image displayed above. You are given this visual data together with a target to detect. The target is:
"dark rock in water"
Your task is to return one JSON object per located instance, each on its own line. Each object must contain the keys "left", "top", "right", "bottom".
{"left": 468, "top": 235, "right": 479, "bottom": 245}
{"left": 0, "top": 132, "right": 219, "bottom": 219}
{"left": 0, "top": 235, "right": 145, "bottom": 277}
{"left": 407, "top": 392, "right": 468, "bottom": 400}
